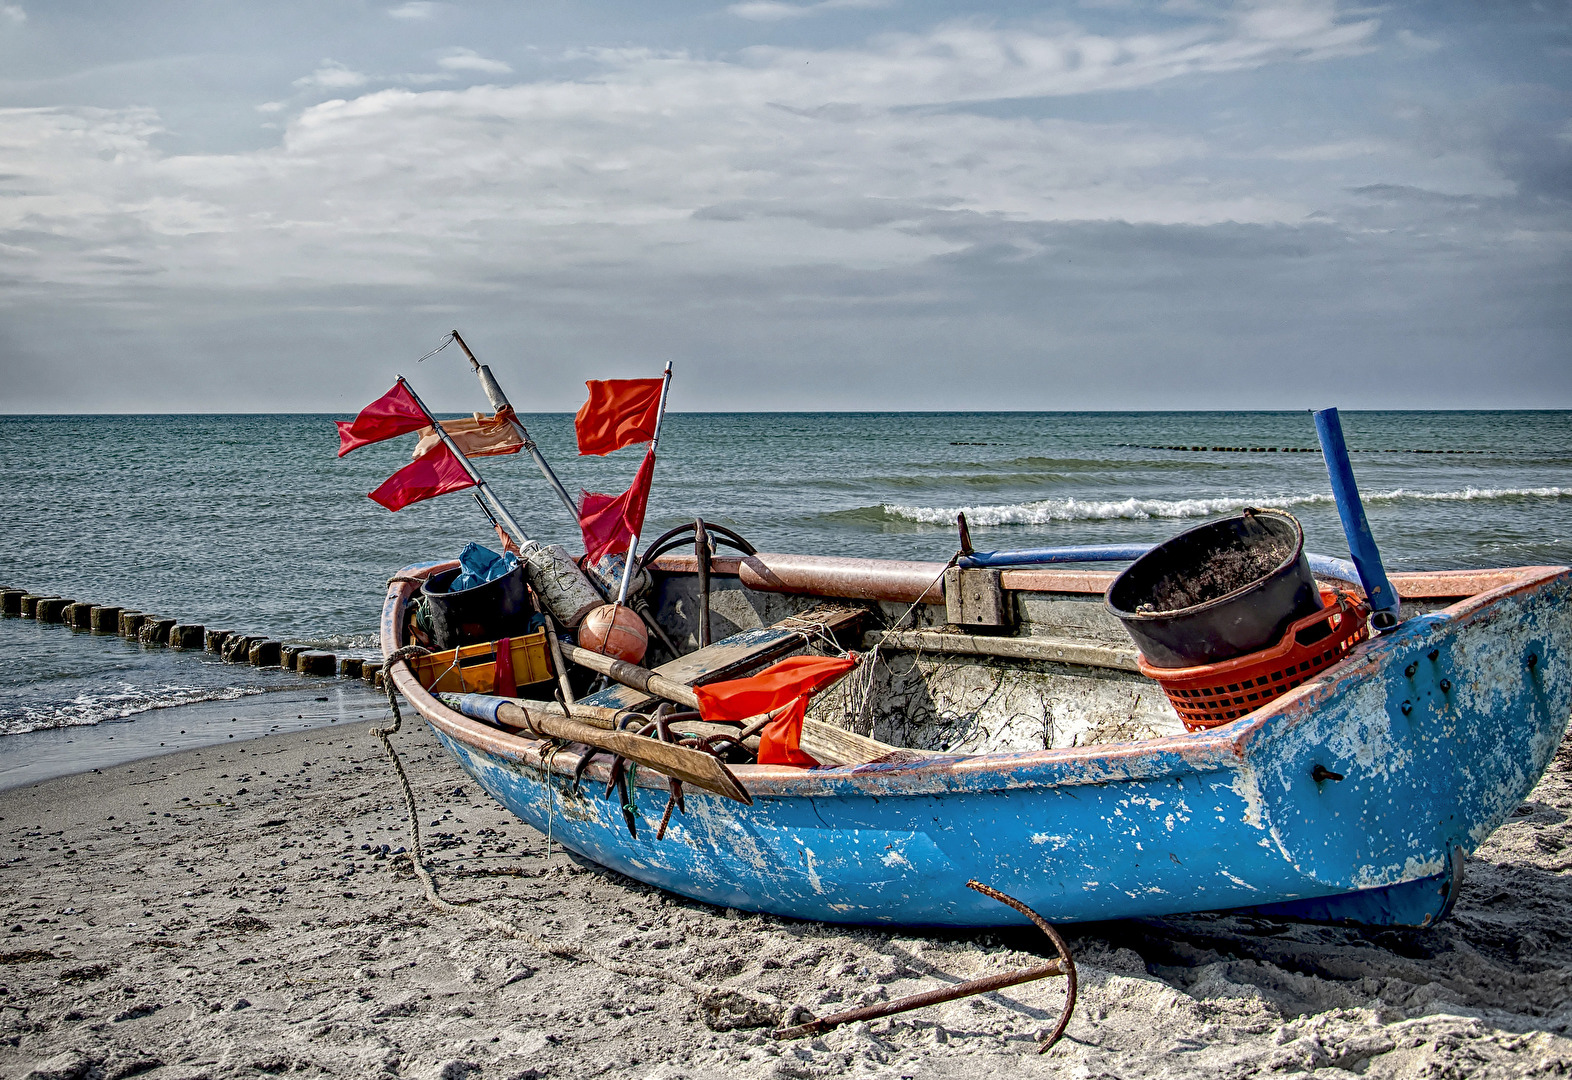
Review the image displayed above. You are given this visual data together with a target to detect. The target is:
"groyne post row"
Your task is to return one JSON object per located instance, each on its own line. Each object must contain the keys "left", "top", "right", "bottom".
{"left": 0, "top": 588, "right": 386, "bottom": 687}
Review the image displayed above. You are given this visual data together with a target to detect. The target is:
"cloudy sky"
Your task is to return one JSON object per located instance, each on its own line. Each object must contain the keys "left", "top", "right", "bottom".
{"left": 1, "top": 0, "right": 1568, "bottom": 412}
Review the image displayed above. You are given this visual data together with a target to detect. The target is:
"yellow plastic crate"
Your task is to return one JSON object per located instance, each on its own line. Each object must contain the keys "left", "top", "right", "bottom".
{"left": 410, "top": 630, "right": 553, "bottom": 695}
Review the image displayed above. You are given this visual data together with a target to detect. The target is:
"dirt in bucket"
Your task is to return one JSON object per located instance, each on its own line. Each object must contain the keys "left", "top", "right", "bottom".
{"left": 1135, "top": 540, "right": 1292, "bottom": 614}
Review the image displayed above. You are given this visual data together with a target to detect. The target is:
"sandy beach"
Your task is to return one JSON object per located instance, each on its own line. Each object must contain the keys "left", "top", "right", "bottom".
{"left": 3, "top": 714, "right": 1571, "bottom": 1080}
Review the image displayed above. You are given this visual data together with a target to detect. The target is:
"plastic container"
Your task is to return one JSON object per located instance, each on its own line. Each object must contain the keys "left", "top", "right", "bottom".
{"left": 1106, "top": 509, "right": 1323, "bottom": 669}
{"left": 410, "top": 631, "right": 553, "bottom": 695}
{"left": 1140, "top": 590, "right": 1370, "bottom": 730}
{"left": 421, "top": 562, "right": 530, "bottom": 649}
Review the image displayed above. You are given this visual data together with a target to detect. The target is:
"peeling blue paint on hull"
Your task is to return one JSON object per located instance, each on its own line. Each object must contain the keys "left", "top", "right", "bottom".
{"left": 386, "top": 563, "right": 1572, "bottom": 929}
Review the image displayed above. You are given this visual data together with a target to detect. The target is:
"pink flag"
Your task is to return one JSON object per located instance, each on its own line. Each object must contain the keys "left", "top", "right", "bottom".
{"left": 336, "top": 379, "right": 429, "bottom": 457}
{"left": 369, "top": 440, "right": 476, "bottom": 512}
{"left": 578, "top": 448, "right": 656, "bottom": 563}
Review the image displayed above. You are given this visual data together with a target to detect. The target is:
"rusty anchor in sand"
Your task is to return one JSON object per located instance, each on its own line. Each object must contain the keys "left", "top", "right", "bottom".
{"left": 773, "top": 881, "right": 1078, "bottom": 1054}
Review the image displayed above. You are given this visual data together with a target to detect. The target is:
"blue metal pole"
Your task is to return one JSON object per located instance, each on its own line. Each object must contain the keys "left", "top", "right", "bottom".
{"left": 957, "top": 544, "right": 1153, "bottom": 568}
{"left": 1312, "top": 408, "right": 1401, "bottom": 628}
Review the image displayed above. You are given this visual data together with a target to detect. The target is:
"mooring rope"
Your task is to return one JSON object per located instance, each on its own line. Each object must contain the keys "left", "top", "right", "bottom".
{"left": 372, "top": 653, "right": 781, "bottom": 1030}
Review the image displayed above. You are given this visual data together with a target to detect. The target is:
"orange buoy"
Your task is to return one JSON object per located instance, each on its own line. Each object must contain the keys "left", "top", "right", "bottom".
{"left": 576, "top": 604, "right": 648, "bottom": 664}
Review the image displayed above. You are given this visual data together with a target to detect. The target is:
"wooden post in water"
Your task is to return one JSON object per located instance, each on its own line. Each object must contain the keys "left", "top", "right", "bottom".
{"left": 36, "top": 598, "right": 72, "bottom": 623}
{"left": 298, "top": 651, "right": 336, "bottom": 676}
{"left": 169, "top": 624, "right": 205, "bottom": 649}
{"left": 139, "top": 617, "right": 175, "bottom": 644}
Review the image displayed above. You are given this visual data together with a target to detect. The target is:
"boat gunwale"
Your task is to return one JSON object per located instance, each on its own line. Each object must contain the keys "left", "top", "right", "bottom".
{"left": 648, "top": 552, "right": 1549, "bottom": 604}
{"left": 383, "top": 556, "right": 1569, "bottom": 800}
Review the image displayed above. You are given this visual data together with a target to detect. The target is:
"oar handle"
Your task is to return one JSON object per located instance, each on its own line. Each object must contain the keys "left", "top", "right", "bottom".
{"left": 562, "top": 641, "right": 702, "bottom": 709}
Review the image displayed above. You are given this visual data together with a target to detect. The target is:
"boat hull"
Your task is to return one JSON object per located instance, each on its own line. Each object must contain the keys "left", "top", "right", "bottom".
{"left": 386, "top": 560, "right": 1572, "bottom": 928}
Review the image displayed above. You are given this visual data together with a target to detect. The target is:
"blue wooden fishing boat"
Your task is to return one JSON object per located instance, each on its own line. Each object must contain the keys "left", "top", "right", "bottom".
{"left": 383, "top": 545, "right": 1572, "bottom": 930}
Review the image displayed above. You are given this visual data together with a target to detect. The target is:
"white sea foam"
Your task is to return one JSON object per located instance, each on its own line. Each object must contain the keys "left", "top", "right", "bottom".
{"left": 883, "top": 487, "right": 1572, "bottom": 526}
{"left": 1, "top": 684, "right": 267, "bottom": 737}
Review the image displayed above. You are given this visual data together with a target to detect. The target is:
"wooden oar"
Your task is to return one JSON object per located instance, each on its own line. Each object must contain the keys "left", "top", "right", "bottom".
{"left": 438, "top": 692, "right": 751, "bottom": 804}
{"left": 560, "top": 643, "right": 913, "bottom": 766}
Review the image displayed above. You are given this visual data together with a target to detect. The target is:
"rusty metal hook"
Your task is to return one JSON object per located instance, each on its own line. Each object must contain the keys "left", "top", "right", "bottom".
{"left": 773, "top": 880, "right": 1077, "bottom": 1053}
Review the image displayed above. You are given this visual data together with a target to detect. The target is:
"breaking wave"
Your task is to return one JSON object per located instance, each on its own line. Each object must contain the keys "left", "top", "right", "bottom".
{"left": 0, "top": 684, "right": 269, "bottom": 738}
{"left": 882, "top": 487, "right": 1572, "bottom": 527}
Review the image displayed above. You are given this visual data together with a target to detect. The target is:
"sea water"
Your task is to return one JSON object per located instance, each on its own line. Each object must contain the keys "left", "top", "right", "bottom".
{"left": 1, "top": 411, "right": 1568, "bottom": 770}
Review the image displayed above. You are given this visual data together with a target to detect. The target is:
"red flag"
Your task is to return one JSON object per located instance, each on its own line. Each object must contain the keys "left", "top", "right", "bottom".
{"left": 575, "top": 378, "right": 663, "bottom": 457}
{"left": 336, "top": 379, "right": 429, "bottom": 457}
{"left": 578, "top": 448, "right": 656, "bottom": 563}
{"left": 694, "top": 654, "right": 858, "bottom": 767}
{"left": 368, "top": 440, "right": 476, "bottom": 512}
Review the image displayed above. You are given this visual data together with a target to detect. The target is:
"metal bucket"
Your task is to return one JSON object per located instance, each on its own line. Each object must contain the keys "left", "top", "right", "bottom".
{"left": 421, "top": 563, "right": 530, "bottom": 650}
{"left": 1105, "top": 509, "right": 1323, "bottom": 669}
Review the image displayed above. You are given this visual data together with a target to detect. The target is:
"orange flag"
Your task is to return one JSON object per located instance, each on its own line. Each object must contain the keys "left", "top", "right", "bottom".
{"left": 411, "top": 406, "right": 524, "bottom": 460}
{"left": 575, "top": 378, "right": 663, "bottom": 456}
{"left": 694, "top": 654, "right": 858, "bottom": 767}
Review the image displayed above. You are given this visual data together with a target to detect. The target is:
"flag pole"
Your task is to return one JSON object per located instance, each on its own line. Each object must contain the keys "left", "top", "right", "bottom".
{"left": 449, "top": 330, "right": 583, "bottom": 524}
{"left": 397, "top": 375, "right": 536, "bottom": 552}
{"left": 615, "top": 361, "right": 673, "bottom": 605}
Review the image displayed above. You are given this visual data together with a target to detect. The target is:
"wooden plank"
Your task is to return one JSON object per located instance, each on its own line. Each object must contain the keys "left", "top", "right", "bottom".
{"left": 865, "top": 629, "right": 1140, "bottom": 672}
{"left": 797, "top": 722, "right": 928, "bottom": 767}
{"left": 577, "top": 605, "right": 865, "bottom": 711}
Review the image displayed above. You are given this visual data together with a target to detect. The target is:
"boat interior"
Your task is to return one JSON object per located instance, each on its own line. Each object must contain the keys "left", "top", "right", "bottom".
{"left": 411, "top": 545, "right": 1540, "bottom": 762}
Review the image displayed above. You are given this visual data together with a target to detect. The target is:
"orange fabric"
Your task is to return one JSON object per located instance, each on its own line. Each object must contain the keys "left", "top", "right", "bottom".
{"left": 412, "top": 406, "right": 525, "bottom": 460}
{"left": 493, "top": 525, "right": 520, "bottom": 555}
{"left": 693, "top": 654, "right": 858, "bottom": 767}
{"left": 575, "top": 378, "right": 663, "bottom": 457}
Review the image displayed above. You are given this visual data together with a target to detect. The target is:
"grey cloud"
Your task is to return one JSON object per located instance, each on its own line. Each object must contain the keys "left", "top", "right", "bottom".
{"left": 0, "top": 0, "right": 1565, "bottom": 412}
{"left": 692, "top": 197, "right": 942, "bottom": 230}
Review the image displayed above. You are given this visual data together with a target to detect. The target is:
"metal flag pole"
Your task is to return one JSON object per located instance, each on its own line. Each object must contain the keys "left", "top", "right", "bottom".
{"left": 397, "top": 375, "right": 536, "bottom": 553}
{"left": 615, "top": 361, "right": 674, "bottom": 605}
{"left": 449, "top": 330, "right": 583, "bottom": 524}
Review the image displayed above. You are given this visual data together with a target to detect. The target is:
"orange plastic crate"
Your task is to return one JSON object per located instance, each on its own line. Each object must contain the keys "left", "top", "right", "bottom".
{"left": 1139, "top": 589, "right": 1370, "bottom": 731}
{"left": 409, "top": 630, "right": 553, "bottom": 695}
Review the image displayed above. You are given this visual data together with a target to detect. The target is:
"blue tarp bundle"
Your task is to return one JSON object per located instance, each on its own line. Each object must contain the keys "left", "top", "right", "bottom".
{"left": 450, "top": 542, "right": 519, "bottom": 592}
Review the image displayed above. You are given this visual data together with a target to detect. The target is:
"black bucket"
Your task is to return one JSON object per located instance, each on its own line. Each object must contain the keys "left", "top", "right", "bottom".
{"left": 1105, "top": 509, "right": 1323, "bottom": 669}
{"left": 421, "top": 563, "right": 530, "bottom": 650}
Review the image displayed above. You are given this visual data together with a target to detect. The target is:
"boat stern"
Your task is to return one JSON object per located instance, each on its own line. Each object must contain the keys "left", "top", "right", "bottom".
{"left": 1239, "top": 567, "right": 1572, "bottom": 919}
